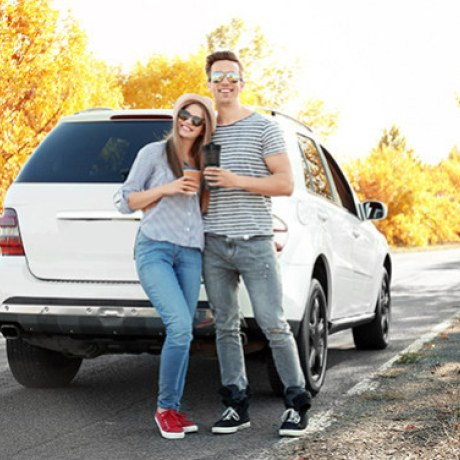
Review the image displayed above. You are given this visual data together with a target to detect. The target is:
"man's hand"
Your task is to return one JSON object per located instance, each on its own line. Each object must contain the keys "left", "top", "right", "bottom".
{"left": 203, "top": 167, "right": 240, "bottom": 189}
{"left": 202, "top": 153, "right": 294, "bottom": 197}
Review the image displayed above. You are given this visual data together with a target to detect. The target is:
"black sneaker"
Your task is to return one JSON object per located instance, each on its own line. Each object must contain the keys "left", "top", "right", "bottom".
{"left": 211, "top": 407, "right": 251, "bottom": 434}
{"left": 279, "top": 408, "right": 308, "bottom": 437}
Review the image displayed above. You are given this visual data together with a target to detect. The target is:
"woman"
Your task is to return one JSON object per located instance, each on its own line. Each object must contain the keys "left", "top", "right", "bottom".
{"left": 114, "top": 94, "right": 216, "bottom": 439}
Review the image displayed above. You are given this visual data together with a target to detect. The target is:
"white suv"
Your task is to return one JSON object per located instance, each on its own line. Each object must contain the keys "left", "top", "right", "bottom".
{"left": 0, "top": 107, "right": 391, "bottom": 394}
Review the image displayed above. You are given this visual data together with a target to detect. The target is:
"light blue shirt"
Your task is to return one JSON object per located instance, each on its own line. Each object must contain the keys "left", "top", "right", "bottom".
{"left": 114, "top": 141, "right": 204, "bottom": 251}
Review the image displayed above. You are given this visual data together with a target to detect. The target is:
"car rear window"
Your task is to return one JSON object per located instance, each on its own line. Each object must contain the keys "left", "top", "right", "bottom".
{"left": 15, "top": 120, "right": 172, "bottom": 183}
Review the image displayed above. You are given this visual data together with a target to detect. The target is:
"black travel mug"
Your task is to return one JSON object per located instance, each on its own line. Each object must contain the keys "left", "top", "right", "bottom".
{"left": 202, "top": 142, "right": 221, "bottom": 190}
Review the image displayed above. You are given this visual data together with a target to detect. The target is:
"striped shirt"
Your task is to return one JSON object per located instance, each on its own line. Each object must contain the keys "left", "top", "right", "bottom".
{"left": 203, "top": 112, "right": 287, "bottom": 238}
{"left": 114, "top": 141, "right": 204, "bottom": 250}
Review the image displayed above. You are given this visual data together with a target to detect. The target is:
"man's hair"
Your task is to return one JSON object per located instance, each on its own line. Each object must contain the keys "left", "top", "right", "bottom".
{"left": 205, "top": 50, "right": 244, "bottom": 81}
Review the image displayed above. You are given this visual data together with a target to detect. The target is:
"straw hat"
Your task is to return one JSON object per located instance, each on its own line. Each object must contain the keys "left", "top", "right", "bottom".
{"left": 173, "top": 93, "right": 216, "bottom": 133}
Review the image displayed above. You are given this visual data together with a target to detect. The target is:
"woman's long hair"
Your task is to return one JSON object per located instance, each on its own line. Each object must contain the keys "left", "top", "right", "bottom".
{"left": 165, "top": 101, "right": 213, "bottom": 178}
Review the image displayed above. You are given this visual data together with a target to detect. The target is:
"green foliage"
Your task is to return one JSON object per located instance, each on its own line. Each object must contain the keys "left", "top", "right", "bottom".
{"left": 395, "top": 353, "right": 425, "bottom": 364}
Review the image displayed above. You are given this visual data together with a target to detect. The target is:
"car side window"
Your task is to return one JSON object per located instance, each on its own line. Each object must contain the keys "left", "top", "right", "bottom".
{"left": 322, "top": 146, "right": 359, "bottom": 217}
{"left": 297, "top": 135, "right": 333, "bottom": 201}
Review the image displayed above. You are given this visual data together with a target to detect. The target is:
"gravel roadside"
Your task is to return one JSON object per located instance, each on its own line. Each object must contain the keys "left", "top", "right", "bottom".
{"left": 261, "top": 313, "right": 460, "bottom": 460}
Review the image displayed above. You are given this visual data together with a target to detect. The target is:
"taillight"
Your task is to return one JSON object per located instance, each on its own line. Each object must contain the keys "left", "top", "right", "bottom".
{"left": 0, "top": 209, "right": 25, "bottom": 256}
{"left": 273, "top": 215, "right": 288, "bottom": 253}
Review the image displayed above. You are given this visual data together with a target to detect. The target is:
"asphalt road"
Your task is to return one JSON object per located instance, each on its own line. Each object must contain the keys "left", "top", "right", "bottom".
{"left": 0, "top": 247, "right": 459, "bottom": 460}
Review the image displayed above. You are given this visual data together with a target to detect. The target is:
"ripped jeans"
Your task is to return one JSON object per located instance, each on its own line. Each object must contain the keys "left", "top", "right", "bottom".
{"left": 203, "top": 234, "right": 306, "bottom": 396}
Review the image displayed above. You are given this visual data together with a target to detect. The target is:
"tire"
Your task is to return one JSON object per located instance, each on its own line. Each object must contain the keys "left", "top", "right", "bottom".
{"left": 6, "top": 339, "right": 82, "bottom": 388}
{"left": 267, "top": 278, "right": 328, "bottom": 396}
{"left": 297, "top": 279, "right": 328, "bottom": 395}
{"left": 352, "top": 267, "right": 391, "bottom": 350}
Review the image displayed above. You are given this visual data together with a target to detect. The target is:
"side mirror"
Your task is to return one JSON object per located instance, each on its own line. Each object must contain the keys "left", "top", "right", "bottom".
{"left": 361, "top": 200, "right": 388, "bottom": 221}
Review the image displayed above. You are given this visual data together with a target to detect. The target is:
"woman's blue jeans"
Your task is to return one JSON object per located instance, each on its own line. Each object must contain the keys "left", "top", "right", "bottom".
{"left": 135, "top": 231, "right": 202, "bottom": 411}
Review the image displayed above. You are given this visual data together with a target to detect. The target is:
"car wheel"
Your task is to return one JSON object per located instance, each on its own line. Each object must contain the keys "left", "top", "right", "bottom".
{"left": 266, "top": 279, "right": 328, "bottom": 396}
{"left": 352, "top": 267, "right": 391, "bottom": 350}
{"left": 6, "top": 339, "right": 82, "bottom": 388}
{"left": 297, "top": 279, "right": 328, "bottom": 395}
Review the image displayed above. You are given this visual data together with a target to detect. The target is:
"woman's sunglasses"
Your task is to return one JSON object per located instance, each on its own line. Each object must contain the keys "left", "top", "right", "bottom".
{"left": 209, "top": 71, "right": 241, "bottom": 84}
{"left": 178, "top": 108, "right": 205, "bottom": 127}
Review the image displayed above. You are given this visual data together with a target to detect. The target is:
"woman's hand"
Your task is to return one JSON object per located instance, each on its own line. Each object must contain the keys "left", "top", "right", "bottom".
{"left": 162, "top": 176, "right": 199, "bottom": 196}
{"left": 129, "top": 176, "right": 199, "bottom": 212}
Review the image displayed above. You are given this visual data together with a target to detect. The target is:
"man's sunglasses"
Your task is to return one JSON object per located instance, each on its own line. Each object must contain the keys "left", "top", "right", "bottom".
{"left": 177, "top": 108, "right": 205, "bottom": 127}
{"left": 209, "top": 71, "right": 242, "bottom": 84}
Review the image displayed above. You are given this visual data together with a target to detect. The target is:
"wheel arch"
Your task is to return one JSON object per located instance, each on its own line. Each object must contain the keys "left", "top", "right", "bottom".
{"left": 384, "top": 253, "right": 392, "bottom": 282}
{"left": 311, "top": 255, "right": 330, "bottom": 318}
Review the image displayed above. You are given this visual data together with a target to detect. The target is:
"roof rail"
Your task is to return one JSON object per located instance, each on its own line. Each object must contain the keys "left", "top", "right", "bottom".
{"left": 74, "top": 107, "right": 115, "bottom": 115}
{"left": 251, "top": 106, "right": 313, "bottom": 133}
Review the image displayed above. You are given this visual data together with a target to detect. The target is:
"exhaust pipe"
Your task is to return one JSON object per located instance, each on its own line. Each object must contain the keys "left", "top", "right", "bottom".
{"left": 0, "top": 324, "right": 21, "bottom": 339}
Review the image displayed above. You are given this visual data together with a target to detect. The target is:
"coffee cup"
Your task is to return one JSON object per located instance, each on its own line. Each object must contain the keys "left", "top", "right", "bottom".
{"left": 202, "top": 142, "right": 221, "bottom": 189}
{"left": 202, "top": 142, "right": 221, "bottom": 167}
{"left": 183, "top": 169, "right": 201, "bottom": 194}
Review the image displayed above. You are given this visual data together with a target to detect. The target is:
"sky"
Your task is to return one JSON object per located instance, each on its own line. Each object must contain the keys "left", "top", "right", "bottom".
{"left": 54, "top": 0, "right": 460, "bottom": 165}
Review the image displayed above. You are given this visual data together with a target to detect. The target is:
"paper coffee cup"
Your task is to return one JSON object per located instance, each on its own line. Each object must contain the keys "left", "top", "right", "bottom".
{"left": 183, "top": 169, "right": 201, "bottom": 193}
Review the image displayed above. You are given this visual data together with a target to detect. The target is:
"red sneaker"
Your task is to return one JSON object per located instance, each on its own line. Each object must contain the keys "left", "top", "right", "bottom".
{"left": 155, "top": 409, "right": 184, "bottom": 439}
{"left": 175, "top": 411, "right": 198, "bottom": 433}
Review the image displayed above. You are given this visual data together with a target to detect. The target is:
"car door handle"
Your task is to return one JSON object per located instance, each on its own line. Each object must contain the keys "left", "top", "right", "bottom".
{"left": 352, "top": 229, "right": 361, "bottom": 238}
{"left": 318, "top": 211, "right": 328, "bottom": 222}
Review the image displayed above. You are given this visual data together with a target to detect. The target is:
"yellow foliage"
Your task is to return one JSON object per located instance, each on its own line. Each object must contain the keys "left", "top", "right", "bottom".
{"left": 206, "top": 17, "right": 296, "bottom": 109}
{"left": 118, "top": 49, "right": 209, "bottom": 109}
{"left": 297, "top": 100, "right": 339, "bottom": 140}
{"left": 120, "top": 16, "right": 338, "bottom": 143}
{"left": 0, "top": 0, "right": 123, "bottom": 209}
{"left": 120, "top": 18, "right": 301, "bottom": 111}
{"left": 206, "top": 18, "right": 338, "bottom": 137}
{"left": 345, "top": 127, "right": 460, "bottom": 247}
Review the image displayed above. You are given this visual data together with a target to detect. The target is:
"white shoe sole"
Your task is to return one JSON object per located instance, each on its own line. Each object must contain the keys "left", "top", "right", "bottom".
{"left": 183, "top": 425, "right": 199, "bottom": 433}
{"left": 212, "top": 421, "right": 251, "bottom": 434}
{"left": 155, "top": 416, "right": 185, "bottom": 439}
{"left": 279, "top": 427, "right": 308, "bottom": 437}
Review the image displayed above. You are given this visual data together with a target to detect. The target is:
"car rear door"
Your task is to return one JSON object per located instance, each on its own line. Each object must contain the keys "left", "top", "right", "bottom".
{"left": 321, "top": 146, "right": 381, "bottom": 314}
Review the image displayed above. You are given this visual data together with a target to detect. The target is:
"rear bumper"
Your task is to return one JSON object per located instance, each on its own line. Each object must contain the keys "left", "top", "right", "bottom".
{"left": 0, "top": 298, "right": 215, "bottom": 338}
{"left": 0, "top": 259, "right": 302, "bottom": 350}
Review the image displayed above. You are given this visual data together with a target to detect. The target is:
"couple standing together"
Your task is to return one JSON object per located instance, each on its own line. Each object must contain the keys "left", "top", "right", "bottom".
{"left": 115, "top": 50, "right": 312, "bottom": 439}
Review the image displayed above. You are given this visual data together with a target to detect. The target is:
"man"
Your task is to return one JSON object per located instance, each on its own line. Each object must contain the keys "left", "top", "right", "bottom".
{"left": 202, "top": 50, "right": 312, "bottom": 438}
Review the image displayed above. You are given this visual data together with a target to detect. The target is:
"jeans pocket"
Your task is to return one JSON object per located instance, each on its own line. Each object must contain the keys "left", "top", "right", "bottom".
{"left": 238, "top": 238, "right": 275, "bottom": 278}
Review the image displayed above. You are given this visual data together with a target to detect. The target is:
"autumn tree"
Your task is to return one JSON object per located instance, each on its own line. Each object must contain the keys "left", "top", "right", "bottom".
{"left": 206, "top": 18, "right": 338, "bottom": 137}
{"left": 118, "top": 50, "right": 208, "bottom": 109}
{"left": 0, "top": 0, "right": 122, "bottom": 209}
{"left": 423, "top": 146, "right": 460, "bottom": 243}
{"left": 120, "top": 17, "right": 338, "bottom": 139}
{"left": 119, "top": 18, "right": 295, "bottom": 110}
{"left": 345, "top": 126, "right": 442, "bottom": 246}
{"left": 297, "top": 100, "right": 339, "bottom": 140}
{"left": 205, "top": 17, "right": 297, "bottom": 109}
